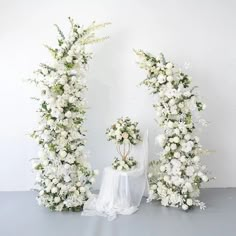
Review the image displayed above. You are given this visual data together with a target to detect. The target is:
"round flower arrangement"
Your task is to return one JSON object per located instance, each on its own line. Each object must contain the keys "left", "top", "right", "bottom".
{"left": 112, "top": 157, "right": 137, "bottom": 171}
{"left": 106, "top": 117, "right": 141, "bottom": 171}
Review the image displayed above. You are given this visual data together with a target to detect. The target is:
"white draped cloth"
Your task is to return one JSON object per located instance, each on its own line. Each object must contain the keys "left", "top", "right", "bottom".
{"left": 82, "top": 131, "right": 149, "bottom": 221}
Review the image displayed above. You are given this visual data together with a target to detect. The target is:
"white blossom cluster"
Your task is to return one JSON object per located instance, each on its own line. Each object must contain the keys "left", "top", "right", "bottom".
{"left": 135, "top": 50, "right": 211, "bottom": 210}
{"left": 30, "top": 18, "right": 109, "bottom": 211}
{"left": 112, "top": 157, "right": 137, "bottom": 171}
{"left": 106, "top": 117, "right": 141, "bottom": 145}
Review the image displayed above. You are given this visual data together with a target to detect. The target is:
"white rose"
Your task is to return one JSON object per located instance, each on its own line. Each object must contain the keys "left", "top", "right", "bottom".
{"left": 167, "top": 121, "right": 174, "bottom": 128}
{"left": 60, "top": 150, "right": 67, "bottom": 158}
{"left": 51, "top": 187, "right": 58, "bottom": 193}
{"left": 184, "top": 134, "right": 191, "bottom": 140}
{"left": 171, "top": 143, "right": 177, "bottom": 150}
{"left": 70, "top": 186, "right": 76, "bottom": 192}
{"left": 66, "top": 56, "right": 72, "bottom": 63}
{"left": 80, "top": 187, "right": 86, "bottom": 193}
{"left": 45, "top": 187, "right": 51, "bottom": 193}
{"left": 69, "top": 97, "right": 76, "bottom": 103}
{"left": 151, "top": 184, "right": 157, "bottom": 190}
{"left": 166, "top": 69, "right": 172, "bottom": 76}
{"left": 64, "top": 163, "right": 70, "bottom": 169}
{"left": 122, "top": 132, "right": 129, "bottom": 139}
{"left": 174, "top": 128, "right": 180, "bottom": 135}
{"left": 165, "top": 146, "right": 171, "bottom": 152}
{"left": 61, "top": 131, "right": 67, "bottom": 137}
{"left": 52, "top": 179, "right": 59, "bottom": 184}
{"left": 178, "top": 103, "right": 184, "bottom": 109}
{"left": 164, "top": 175, "right": 170, "bottom": 182}
{"left": 182, "top": 204, "right": 189, "bottom": 210}
{"left": 158, "top": 74, "right": 166, "bottom": 84}
{"left": 166, "top": 63, "right": 173, "bottom": 69}
{"left": 54, "top": 197, "right": 61, "bottom": 203}
{"left": 65, "top": 111, "right": 72, "bottom": 118}
{"left": 174, "top": 152, "right": 181, "bottom": 158}
{"left": 173, "top": 136, "right": 180, "bottom": 143}
{"left": 167, "top": 76, "right": 173, "bottom": 82}
{"left": 184, "top": 91, "right": 191, "bottom": 97}
{"left": 186, "top": 199, "right": 193, "bottom": 206}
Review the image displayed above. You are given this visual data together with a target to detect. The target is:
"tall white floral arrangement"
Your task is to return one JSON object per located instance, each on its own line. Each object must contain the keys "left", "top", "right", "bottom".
{"left": 30, "top": 18, "right": 109, "bottom": 211}
{"left": 135, "top": 50, "right": 211, "bottom": 210}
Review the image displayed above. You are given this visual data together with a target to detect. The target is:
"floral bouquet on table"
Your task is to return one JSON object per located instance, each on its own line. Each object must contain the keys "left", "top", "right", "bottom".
{"left": 106, "top": 117, "right": 141, "bottom": 171}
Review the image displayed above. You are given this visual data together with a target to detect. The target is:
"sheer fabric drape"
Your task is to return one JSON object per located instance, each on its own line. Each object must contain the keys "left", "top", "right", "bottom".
{"left": 82, "top": 131, "right": 149, "bottom": 221}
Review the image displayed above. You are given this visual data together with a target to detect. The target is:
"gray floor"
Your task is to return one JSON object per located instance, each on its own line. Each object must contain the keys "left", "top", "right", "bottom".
{"left": 0, "top": 189, "right": 235, "bottom": 236}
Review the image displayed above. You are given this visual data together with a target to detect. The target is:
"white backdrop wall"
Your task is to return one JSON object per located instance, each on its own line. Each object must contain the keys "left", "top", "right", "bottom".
{"left": 0, "top": 0, "right": 235, "bottom": 191}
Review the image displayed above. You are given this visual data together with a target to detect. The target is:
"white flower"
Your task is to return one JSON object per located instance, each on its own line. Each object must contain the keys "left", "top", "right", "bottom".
{"left": 151, "top": 184, "right": 157, "bottom": 190}
{"left": 186, "top": 199, "right": 193, "bottom": 206}
{"left": 160, "top": 165, "right": 165, "bottom": 172}
{"left": 166, "top": 63, "right": 173, "bottom": 69}
{"left": 61, "top": 131, "right": 67, "bottom": 137}
{"left": 52, "top": 179, "right": 59, "bottom": 184}
{"left": 59, "top": 150, "right": 67, "bottom": 158}
{"left": 79, "top": 187, "right": 86, "bottom": 193}
{"left": 66, "top": 56, "right": 72, "bottom": 63}
{"left": 186, "top": 166, "right": 195, "bottom": 176}
{"left": 156, "top": 134, "right": 166, "bottom": 147}
{"left": 184, "top": 134, "right": 191, "bottom": 140}
{"left": 158, "top": 74, "right": 166, "bottom": 84}
{"left": 161, "top": 197, "right": 169, "bottom": 206}
{"left": 202, "top": 175, "right": 208, "bottom": 182}
{"left": 164, "top": 175, "right": 170, "bottom": 182}
{"left": 51, "top": 187, "right": 58, "bottom": 193}
{"left": 148, "top": 173, "right": 153, "bottom": 178}
{"left": 165, "top": 146, "right": 171, "bottom": 152}
{"left": 94, "top": 169, "right": 99, "bottom": 175}
{"left": 65, "top": 111, "right": 72, "bottom": 118}
{"left": 149, "top": 189, "right": 154, "bottom": 195}
{"left": 171, "top": 143, "right": 177, "bottom": 150}
{"left": 42, "top": 68, "right": 48, "bottom": 75}
{"left": 173, "top": 136, "right": 180, "bottom": 143}
{"left": 182, "top": 204, "right": 188, "bottom": 210}
{"left": 167, "top": 121, "right": 174, "bottom": 128}
{"left": 193, "top": 156, "right": 200, "bottom": 163}
{"left": 64, "top": 175, "right": 71, "bottom": 182}
{"left": 117, "top": 166, "right": 122, "bottom": 171}
{"left": 122, "top": 132, "right": 129, "bottom": 139}
{"left": 174, "top": 152, "right": 180, "bottom": 158}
